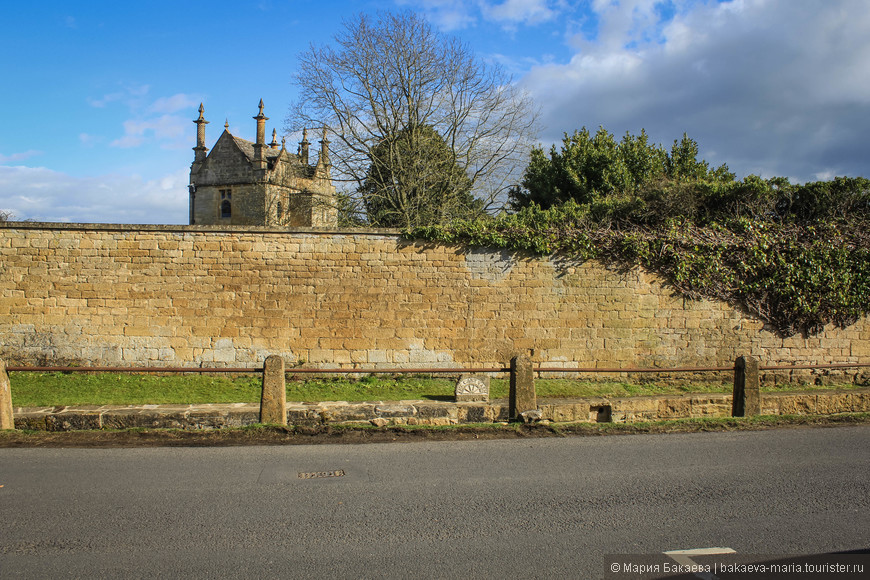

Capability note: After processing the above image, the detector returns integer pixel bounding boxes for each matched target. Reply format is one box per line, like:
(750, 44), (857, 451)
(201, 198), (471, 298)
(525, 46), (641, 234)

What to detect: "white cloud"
(577, 0), (667, 50)
(397, 0), (565, 30)
(78, 133), (102, 147)
(90, 89), (200, 150)
(481, 0), (559, 26)
(109, 135), (146, 149)
(110, 114), (188, 149)
(148, 94), (200, 115)
(87, 84), (150, 109)
(522, 0), (870, 182)
(0, 166), (189, 224)
(0, 150), (42, 164)
(396, 0), (478, 30)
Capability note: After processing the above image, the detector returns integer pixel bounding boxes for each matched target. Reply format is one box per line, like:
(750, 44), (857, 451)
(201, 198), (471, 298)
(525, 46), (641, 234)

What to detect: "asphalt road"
(1, 426), (868, 579)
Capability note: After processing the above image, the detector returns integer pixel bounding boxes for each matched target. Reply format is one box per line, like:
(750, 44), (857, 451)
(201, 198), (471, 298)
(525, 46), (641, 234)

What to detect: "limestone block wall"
(1, 223), (869, 377)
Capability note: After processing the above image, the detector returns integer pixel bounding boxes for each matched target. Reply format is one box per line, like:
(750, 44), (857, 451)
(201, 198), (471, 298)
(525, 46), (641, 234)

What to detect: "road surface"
(1, 426), (868, 578)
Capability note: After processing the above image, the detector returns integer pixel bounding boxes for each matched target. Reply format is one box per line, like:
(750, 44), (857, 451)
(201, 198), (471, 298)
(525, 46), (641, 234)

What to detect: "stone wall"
(1, 223), (869, 380)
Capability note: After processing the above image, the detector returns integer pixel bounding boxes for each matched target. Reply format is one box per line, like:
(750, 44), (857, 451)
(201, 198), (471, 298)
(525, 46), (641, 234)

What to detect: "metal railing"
(3, 357), (868, 429)
(7, 361), (870, 375)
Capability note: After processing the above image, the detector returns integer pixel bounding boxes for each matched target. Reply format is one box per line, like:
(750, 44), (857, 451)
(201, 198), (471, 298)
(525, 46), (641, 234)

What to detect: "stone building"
(189, 100), (336, 227)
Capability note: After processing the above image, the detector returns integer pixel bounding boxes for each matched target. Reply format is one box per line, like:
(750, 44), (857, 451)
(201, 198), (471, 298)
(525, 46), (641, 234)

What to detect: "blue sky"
(2, 0), (868, 224)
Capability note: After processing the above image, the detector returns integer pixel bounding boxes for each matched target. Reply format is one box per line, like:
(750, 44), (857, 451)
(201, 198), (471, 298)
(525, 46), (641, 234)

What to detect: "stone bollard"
(1, 359), (14, 430)
(732, 355), (760, 417)
(260, 355), (287, 425)
(509, 353), (535, 421)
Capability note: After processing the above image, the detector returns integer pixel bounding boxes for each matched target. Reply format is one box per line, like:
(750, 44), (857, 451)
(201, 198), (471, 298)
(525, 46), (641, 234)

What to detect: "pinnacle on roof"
(254, 98), (267, 120)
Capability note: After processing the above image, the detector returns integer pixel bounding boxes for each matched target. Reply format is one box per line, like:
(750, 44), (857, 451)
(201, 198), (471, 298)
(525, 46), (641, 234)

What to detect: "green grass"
(9, 372), (264, 406)
(7, 371), (867, 407)
(286, 375), (457, 402)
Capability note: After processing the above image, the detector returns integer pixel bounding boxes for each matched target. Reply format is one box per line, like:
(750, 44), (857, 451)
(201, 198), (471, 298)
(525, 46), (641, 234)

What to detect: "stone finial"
(253, 99), (269, 166)
(270, 128), (279, 149)
(224, 119), (229, 131)
(281, 136), (286, 151)
(318, 126), (330, 167)
(299, 128), (310, 165)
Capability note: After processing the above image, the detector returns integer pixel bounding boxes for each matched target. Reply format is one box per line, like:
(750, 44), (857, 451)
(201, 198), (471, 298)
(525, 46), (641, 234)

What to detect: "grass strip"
(7, 372), (867, 407)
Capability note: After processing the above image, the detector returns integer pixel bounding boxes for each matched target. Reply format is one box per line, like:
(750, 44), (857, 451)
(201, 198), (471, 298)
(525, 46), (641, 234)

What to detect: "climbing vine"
(407, 178), (870, 337)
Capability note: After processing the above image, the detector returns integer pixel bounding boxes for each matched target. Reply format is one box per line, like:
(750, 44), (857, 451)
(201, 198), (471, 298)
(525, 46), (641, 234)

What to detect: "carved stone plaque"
(455, 374), (490, 402)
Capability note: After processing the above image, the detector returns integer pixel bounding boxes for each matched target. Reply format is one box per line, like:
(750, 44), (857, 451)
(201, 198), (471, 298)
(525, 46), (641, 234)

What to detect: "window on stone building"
(277, 201), (283, 221)
(220, 189), (232, 219)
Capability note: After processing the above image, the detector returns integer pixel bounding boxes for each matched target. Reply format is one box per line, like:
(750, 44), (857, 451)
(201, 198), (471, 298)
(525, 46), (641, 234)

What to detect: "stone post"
(260, 355), (287, 425)
(1, 360), (14, 430)
(509, 354), (535, 421)
(732, 355), (760, 417)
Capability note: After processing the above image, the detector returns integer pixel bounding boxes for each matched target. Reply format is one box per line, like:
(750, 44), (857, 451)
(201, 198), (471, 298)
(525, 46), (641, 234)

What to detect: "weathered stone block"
(374, 404), (417, 418)
(45, 412), (102, 431)
(320, 404), (377, 423)
(286, 407), (322, 426)
(457, 405), (488, 423)
(415, 403), (453, 420)
(455, 374), (489, 402)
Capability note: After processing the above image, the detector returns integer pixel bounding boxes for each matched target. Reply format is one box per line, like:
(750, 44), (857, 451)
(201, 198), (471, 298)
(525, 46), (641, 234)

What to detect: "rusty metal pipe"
(5, 365), (509, 374)
(6, 362), (868, 375)
(535, 366), (734, 373)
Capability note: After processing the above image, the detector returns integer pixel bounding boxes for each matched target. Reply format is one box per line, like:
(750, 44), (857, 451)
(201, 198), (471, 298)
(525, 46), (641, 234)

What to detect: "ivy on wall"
(407, 176), (870, 338)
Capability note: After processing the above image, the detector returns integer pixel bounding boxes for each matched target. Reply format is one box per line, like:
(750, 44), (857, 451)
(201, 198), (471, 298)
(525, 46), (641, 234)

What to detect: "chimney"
(253, 99), (268, 170)
(299, 128), (310, 165)
(192, 103), (209, 163)
(318, 126), (330, 168)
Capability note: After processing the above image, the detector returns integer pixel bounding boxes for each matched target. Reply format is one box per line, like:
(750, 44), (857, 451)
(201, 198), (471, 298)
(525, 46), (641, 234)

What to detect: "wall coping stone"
(0, 221), (402, 237)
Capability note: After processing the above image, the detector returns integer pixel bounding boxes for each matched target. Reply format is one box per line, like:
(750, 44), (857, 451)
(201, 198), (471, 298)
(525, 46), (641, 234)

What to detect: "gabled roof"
(230, 134), (284, 163)
(200, 129), (314, 177)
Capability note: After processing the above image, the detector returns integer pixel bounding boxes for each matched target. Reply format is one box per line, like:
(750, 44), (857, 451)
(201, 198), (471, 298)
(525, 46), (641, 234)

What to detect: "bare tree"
(287, 10), (539, 226)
